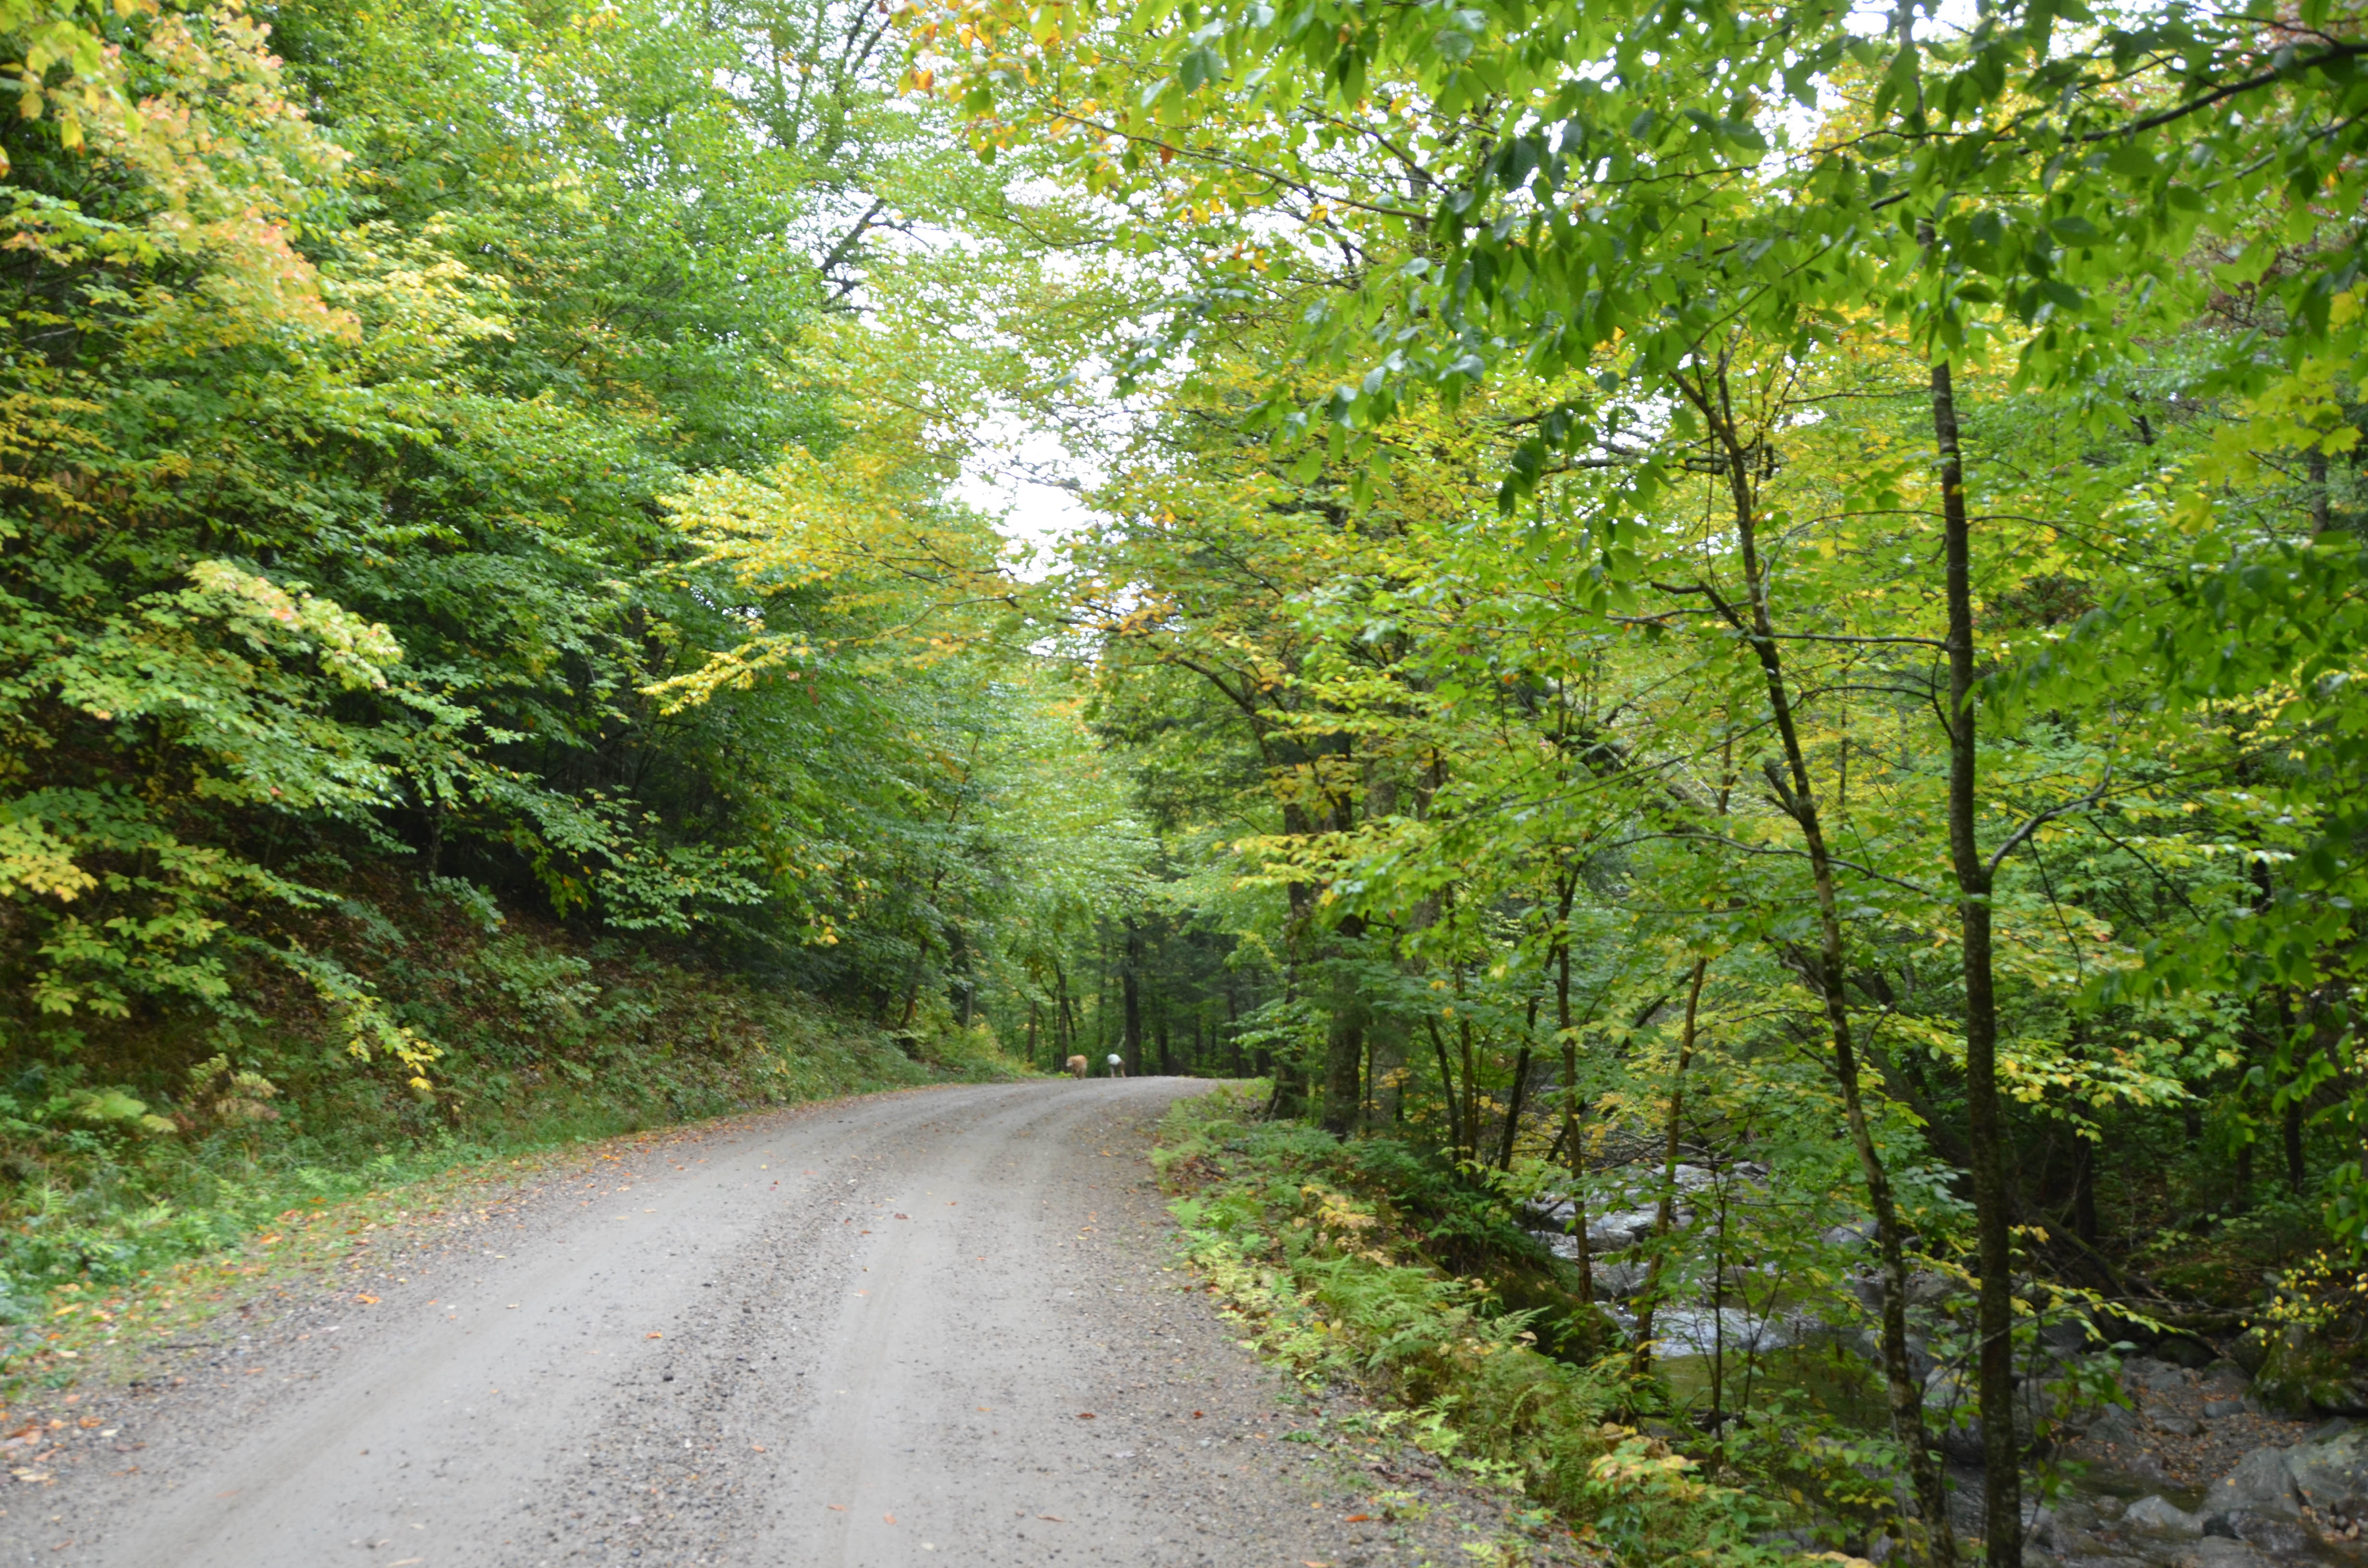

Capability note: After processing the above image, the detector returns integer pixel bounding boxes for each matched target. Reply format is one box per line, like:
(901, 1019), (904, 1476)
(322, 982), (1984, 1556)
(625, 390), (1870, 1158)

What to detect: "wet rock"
(1588, 1258), (1649, 1299)
(1843, 1267), (1961, 1313)
(2085, 1407), (2147, 1449)
(1907, 1270), (1958, 1308)
(2202, 1362), (2252, 1396)
(2201, 1446), (2301, 1519)
(2164, 1538), (2279, 1568)
(2122, 1496), (2205, 1537)
(2053, 1498), (2105, 1533)
(2285, 1420), (2368, 1515)
(1589, 1205), (1669, 1251)
(2202, 1399), (2246, 1420)
(1823, 1217), (1876, 1249)
(2201, 1509), (2317, 1558)
(2039, 1320), (2093, 1358)
(2152, 1414), (2204, 1438)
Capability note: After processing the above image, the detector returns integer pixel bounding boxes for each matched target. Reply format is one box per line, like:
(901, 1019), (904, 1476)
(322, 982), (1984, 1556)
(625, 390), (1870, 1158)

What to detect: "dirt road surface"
(0, 1079), (1542, 1568)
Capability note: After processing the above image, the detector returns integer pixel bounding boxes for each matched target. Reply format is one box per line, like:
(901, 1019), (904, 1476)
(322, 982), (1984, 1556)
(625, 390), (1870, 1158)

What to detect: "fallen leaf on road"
(826, 1505), (846, 1512)
(751, 1445), (765, 1453)
(884, 1513), (897, 1525)
(976, 1407), (990, 1412)
(1038, 1514), (1064, 1523)
(645, 1332), (663, 1339)
(1075, 1412), (1096, 1420)
(356, 1294), (380, 1305)
(1345, 1514), (1372, 1522)
(1192, 1410), (1204, 1418)
(75, 1418), (99, 1430)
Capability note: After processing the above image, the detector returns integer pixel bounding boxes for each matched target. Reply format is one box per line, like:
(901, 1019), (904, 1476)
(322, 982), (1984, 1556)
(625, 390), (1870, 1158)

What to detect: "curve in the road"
(7, 1080), (1522, 1568)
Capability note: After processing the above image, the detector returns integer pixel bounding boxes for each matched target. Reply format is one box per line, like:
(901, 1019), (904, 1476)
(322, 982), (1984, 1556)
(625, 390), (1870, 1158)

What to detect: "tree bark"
(1427, 1016), (1464, 1163)
(1121, 921), (1144, 1075)
(1934, 357), (2019, 1568)
(1495, 1033), (1533, 1170)
(1557, 933), (1595, 1306)
(1321, 916), (1368, 1136)
(1632, 957), (1709, 1372)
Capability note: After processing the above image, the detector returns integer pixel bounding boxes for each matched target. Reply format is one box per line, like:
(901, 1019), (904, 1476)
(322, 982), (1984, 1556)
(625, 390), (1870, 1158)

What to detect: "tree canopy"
(2, 0), (2366, 1561)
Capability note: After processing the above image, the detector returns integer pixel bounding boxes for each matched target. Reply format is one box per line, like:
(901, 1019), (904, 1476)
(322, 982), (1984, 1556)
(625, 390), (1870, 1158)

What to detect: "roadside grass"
(1, 1074), (1005, 1405)
(1151, 1084), (1816, 1568)
(0, 911), (1034, 1396)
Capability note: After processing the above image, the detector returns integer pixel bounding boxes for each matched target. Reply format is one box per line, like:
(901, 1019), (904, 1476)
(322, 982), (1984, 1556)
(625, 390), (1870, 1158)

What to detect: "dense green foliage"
(0, 0), (1144, 1302)
(5, 0), (2368, 1560)
(915, 0), (2368, 1562)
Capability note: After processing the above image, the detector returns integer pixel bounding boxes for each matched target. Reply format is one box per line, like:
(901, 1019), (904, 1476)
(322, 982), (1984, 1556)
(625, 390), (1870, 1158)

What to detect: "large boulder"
(2284, 1420), (2368, 1517)
(2202, 1446), (2301, 1520)
(2122, 1496), (2204, 1537)
(2253, 1318), (2368, 1418)
(2166, 1539), (2279, 1568)
(2202, 1509), (2318, 1559)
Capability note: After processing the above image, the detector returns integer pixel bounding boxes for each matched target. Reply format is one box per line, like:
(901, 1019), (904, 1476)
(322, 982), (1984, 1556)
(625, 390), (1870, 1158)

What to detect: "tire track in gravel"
(0, 1080), (1553, 1568)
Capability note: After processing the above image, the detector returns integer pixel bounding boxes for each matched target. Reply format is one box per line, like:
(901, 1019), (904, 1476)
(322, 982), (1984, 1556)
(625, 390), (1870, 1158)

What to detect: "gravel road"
(1, 1079), (1545, 1568)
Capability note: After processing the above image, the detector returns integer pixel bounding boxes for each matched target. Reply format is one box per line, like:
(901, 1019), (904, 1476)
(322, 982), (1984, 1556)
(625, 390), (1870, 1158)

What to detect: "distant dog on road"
(1106, 1054), (1127, 1078)
(1066, 1054), (1087, 1079)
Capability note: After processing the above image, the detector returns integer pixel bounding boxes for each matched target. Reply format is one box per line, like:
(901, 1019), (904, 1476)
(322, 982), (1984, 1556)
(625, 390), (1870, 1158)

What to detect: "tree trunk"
(1557, 934), (1595, 1306)
(1321, 916), (1367, 1136)
(1121, 921), (1144, 1076)
(1632, 958), (1708, 1372)
(1934, 357), (2019, 1568)
(1427, 1016), (1464, 1163)
(1458, 1016), (1480, 1164)
(2071, 1131), (2098, 1247)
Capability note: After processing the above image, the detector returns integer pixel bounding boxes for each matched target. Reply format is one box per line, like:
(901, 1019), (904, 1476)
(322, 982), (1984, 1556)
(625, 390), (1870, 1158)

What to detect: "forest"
(0, 0), (2362, 1561)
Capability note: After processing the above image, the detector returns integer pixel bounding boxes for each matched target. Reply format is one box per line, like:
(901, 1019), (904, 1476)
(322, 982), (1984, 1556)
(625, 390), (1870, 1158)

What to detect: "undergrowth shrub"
(1155, 1085), (1800, 1567)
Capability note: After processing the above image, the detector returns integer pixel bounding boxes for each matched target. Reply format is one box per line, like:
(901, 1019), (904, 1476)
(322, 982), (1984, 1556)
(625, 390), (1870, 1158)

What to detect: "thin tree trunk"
(1121, 920), (1144, 1076)
(1496, 1033), (1533, 1171)
(2071, 1132), (2098, 1247)
(1557, 933), (1594, 1306)
(1632, 958), (1708, 1372)
(1458, 1016), (1480, 1164)
(1427, 1016), (1464, 1163)
(1321, 917), (1367, 1135)
(1934, 357), (2019, 1568)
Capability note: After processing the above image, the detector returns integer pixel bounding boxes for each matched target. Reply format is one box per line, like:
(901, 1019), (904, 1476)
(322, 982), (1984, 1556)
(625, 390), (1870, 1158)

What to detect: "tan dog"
(1066, 1054), (1087, 1079)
